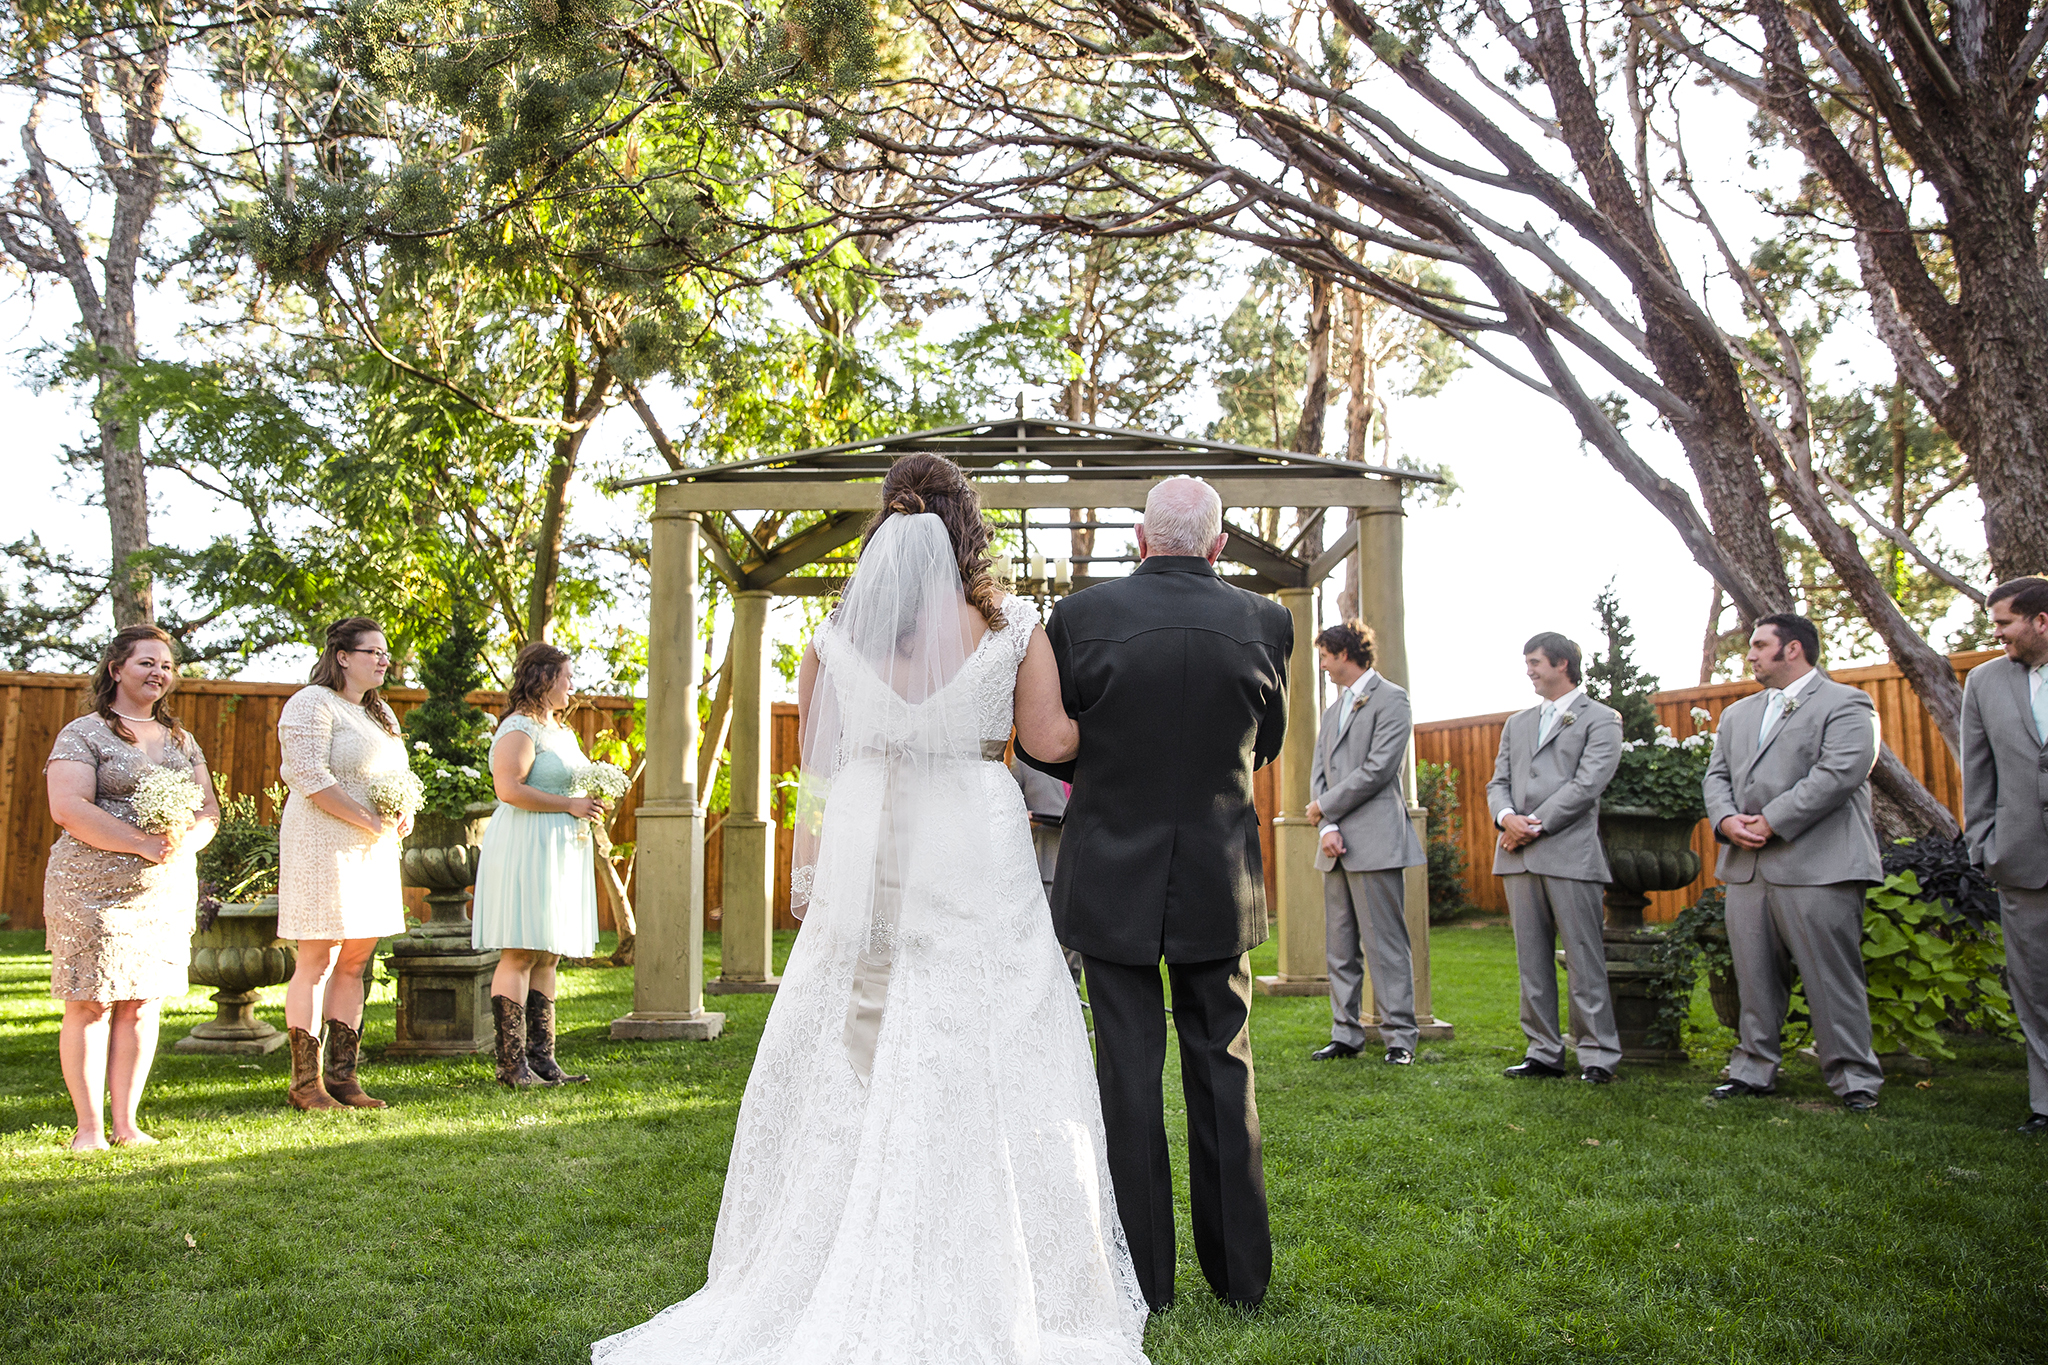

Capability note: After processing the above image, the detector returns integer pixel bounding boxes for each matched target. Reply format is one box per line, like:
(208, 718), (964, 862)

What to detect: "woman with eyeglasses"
(275, 616), (412, 1111)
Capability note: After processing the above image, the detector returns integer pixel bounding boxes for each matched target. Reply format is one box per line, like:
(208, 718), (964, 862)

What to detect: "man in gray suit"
(1304, 619), (1424, 1064)
(1960, 575), (2048, 1136)
(1703, 612), (1885, 1111)
(1486, 632), (1626, 1083)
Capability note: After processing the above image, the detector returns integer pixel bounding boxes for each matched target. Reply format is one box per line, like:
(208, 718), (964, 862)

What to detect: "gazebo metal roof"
(621, 418), (1437, 597)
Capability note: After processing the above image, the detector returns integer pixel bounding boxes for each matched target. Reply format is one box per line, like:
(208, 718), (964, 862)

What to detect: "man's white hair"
(1140, 476), (1223, 557)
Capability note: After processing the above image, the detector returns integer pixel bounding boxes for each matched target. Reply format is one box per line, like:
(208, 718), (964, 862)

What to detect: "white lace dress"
(593, 596), (1149, 1365)
(275, 685), (408, 941)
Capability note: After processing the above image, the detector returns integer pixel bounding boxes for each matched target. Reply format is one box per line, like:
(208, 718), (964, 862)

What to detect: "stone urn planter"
(1595, 805), (1705, 1063)
(387, 801), (501, 1057)
(178, 896), (294, 1054)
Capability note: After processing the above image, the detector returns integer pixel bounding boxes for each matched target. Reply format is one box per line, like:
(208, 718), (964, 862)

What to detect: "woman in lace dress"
(44, 626), (220, 1151)
(472, 641), (604, 1088)
(592, 455), (1148, 1365)
(276, 617), (412, 1111)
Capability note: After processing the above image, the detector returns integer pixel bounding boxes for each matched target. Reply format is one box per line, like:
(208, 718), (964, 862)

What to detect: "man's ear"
(1205, 531), (1226, 565)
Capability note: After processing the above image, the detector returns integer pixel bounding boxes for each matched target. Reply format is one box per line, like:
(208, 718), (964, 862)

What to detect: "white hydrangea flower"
(1655, 734), (1680, 748)
(414, 741), (432, 752)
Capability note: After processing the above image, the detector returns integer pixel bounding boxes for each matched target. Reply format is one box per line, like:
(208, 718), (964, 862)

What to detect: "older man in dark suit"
(1703, 612), (1884, 1111)
(1018, 475), (1290, 1313)
(1961, 576), (2048, 1136)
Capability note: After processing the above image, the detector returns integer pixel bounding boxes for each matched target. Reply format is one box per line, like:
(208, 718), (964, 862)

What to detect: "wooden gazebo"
(606, 419), (1446, 1042)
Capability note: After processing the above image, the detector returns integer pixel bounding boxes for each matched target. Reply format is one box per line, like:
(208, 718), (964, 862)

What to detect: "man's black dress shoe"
(2019, 1113), (2048, 1135)
(1843, 1091), (1879, 1113)
(1708, 1079), (1774, 1100)
(1580, 1065), (1616, 1085)
(1503, 1058), (1568, 1079)
(1310, 1041), (1362, 1061)
(1384, 1047), (1414, 1065)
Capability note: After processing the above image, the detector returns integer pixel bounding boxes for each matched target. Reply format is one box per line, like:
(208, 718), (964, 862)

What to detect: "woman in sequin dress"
(472, 641), (604, 1088)
(44, 625), (220, 1151)
(275, 617), (412, 1111)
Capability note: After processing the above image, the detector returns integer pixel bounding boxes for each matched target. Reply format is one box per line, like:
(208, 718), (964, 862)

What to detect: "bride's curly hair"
(860, 453), (1007, 629)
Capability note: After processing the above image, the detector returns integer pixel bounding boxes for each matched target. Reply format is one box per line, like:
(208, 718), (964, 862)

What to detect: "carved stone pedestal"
(178, 897), (294, 1054)
(1592, 806), (1705, 1063)
(386, 804), (501, 1058)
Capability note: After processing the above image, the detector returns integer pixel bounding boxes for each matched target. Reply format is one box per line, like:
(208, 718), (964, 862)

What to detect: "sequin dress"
(469, 714), (598, 956)
(276, 686), (408, 941)
(42, 715), (207, 1003)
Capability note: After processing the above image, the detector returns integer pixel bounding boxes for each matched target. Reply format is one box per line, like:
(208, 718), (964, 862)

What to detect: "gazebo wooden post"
(1257, 584), (1329, 995)
(612, 505), (725, 1041)
(1356, 494), (1452, 1039)
(709, 587), (779, 995)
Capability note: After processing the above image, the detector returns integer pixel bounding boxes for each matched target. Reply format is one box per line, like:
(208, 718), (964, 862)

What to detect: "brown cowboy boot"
(287, 1026), (343, 1110)
(525, 991), (589, 1085)
(493, 995), (543, 1088)
(322, 1018), (388, 1108)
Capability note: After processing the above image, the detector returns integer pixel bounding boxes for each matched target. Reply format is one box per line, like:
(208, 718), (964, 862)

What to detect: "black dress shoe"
(1384, 1047), (1414, 1065)
(1843, 1091), (1879, 1113)
(1310, 1041), (1362, 1061)
(2020, 1113), (2048, 1135)
(1708, 1079), (1774, 1100)
(1580, 1065), (1616, 1085)
(1503, 1058), (1568, 1079)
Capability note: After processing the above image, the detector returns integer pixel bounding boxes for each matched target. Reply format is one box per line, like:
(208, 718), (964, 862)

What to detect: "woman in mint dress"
(472, 642), (607, 1088)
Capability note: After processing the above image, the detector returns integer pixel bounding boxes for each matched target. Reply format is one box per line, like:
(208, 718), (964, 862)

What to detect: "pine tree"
(1586, 582), (1661, 744)
(402, 601), (492, 763)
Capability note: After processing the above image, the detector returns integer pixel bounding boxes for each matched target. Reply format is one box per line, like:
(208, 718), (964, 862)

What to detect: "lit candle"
(1030, 553), (1046, 583)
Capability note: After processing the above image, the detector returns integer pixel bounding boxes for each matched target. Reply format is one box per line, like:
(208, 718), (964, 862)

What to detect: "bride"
(593, 454), (1149, 1365)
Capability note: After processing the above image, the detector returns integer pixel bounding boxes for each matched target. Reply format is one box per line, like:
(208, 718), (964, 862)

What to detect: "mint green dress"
(470, 714), (599, 955)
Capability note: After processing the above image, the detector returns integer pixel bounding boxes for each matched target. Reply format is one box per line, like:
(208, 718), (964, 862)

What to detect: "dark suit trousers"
(1083, 954), (1272, 1311)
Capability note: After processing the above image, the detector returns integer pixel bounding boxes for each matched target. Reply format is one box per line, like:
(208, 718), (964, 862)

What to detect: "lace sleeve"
(1002, 595), (1040, 661)
(494, 713), (542, 743)
(278, 688), (338, 797)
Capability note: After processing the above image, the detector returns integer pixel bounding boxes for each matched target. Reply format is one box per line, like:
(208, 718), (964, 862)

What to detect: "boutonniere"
(1558, 711), (1577, 728)
(1782, 697), (1804, 718)
(1349, 693), (1368, 714)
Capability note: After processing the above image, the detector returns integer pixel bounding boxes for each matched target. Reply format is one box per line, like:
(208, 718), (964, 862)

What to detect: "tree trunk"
(1291, 265), (1333, 560)
(524, 355), (611, 642)
(1950, 205), (2048, 578)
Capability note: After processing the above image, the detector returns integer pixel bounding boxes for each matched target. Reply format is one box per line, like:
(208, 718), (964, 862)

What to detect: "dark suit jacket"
(1017, 556), (1292, 965)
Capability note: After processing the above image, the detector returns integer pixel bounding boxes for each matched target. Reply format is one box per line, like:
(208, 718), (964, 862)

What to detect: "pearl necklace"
(109, 709), (161, 725)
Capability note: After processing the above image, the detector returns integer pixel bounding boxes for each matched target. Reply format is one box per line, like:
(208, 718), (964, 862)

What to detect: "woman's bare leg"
(490, 949), (538, 1000)
(285, 940), (342, 1033)
(59, 1000), (112, 1150)
(107, 999), (162, 1145)
(322, 939), (378, 1027)
(526, 953), (559, 999)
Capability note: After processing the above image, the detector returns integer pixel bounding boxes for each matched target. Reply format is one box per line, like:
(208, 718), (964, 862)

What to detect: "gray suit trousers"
(1997, 884), (2048, 1116)
(1323, 868), (1416, 1051)
(1725, 879), (1884, 1098)
(1502, 873), (1621, 1071)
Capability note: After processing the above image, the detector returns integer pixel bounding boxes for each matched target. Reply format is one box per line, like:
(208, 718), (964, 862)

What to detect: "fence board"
(1415, 651), (2000, 923)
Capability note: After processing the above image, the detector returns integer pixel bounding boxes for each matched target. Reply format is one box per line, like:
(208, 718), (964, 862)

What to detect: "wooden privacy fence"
(1414, 650), (2000, 922)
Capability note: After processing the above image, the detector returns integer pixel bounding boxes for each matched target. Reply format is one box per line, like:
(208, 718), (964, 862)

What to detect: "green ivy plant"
(195, 778), (287, 923)
(1416, 759), (1470, 922)
(1648, 887), (1730, 1049)
(1862, 870), (2016, 1058)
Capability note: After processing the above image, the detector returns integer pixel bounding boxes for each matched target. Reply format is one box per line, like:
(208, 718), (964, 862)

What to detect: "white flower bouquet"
(367, 769), (426, 819)
(131, 766), (204, 834)
(569, 761), (631, 844)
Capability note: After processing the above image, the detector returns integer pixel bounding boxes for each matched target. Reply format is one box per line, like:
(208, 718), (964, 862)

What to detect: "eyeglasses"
(348, 648), (393, 663)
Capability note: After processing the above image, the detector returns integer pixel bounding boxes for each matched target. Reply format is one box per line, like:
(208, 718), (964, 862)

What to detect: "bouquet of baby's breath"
(569, 761), (630, 845)
(131, 766), (204, 834)
(367, 769), (425, 820)
(570, 761), (632, 804)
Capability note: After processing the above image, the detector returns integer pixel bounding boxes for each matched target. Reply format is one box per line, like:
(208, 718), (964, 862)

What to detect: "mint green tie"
(1758, 689), (1786, 745)
(2032, 665), (2047, 744)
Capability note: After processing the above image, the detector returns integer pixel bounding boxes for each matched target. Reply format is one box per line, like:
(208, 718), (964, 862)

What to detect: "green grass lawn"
(1, 920), (2040, 1363)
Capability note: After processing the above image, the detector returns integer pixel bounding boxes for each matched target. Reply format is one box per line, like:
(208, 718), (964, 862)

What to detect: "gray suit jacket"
(1485, 693), (1623, 881)
(1311, 672), (1424, 873)
(1702, 673), (1882, 886)
(1960, 655), (2048, 891)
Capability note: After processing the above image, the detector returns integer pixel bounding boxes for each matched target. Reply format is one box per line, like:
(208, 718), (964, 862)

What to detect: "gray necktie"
(2032, 665), (2047, 744)
(1538, 700), (1558, 743)
(1758, 688), (1787, 744)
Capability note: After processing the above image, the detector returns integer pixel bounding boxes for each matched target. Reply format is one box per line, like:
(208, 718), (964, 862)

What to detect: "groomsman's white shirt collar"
(1320, 669), (1381, 833)
(1758, 666), (1822, 744)
(1496, 685), (1584, 824)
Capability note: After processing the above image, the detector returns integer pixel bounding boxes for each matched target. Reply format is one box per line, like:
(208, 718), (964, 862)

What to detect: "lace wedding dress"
(594, 514), (1148, 1365)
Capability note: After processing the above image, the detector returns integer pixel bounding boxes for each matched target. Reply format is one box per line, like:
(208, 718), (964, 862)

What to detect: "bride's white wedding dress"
(593, 517), (1148, 1365)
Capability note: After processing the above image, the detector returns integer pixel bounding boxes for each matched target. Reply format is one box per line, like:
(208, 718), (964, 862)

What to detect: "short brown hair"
(88, 625), (189, 746)
(505, 641), (571, 719)
(1988, 576), (2048, 618)
(1523, 632), (1583, 685)
(1755, 612), (1821, 666)
(1315, 619), (1375, 668)
(307, 616), (398, 734)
